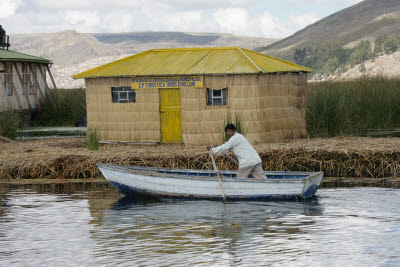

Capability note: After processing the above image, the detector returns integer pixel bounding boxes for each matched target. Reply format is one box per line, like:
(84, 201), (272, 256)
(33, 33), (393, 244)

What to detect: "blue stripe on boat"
(110, 181), (303, 201)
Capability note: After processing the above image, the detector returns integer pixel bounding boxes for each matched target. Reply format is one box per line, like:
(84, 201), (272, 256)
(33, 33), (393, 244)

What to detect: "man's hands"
(207, 145), (218, 151)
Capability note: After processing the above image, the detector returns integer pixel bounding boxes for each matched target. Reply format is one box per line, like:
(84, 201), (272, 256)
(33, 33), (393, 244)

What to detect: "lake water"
(17, 127), (86, 140)
(0, 183), (399, 266)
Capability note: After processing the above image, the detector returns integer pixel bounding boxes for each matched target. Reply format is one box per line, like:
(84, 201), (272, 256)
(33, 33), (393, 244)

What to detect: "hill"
(256, 0), (400, 61)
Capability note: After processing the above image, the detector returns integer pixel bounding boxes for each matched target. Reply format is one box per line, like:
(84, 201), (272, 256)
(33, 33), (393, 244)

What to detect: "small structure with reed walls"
(73, 47), (312, 145)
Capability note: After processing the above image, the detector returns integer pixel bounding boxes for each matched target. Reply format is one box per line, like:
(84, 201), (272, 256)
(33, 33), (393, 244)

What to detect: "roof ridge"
(236, 47), (262, 73)
(151, 47), (235, 52)
(241, 48), (312, 72)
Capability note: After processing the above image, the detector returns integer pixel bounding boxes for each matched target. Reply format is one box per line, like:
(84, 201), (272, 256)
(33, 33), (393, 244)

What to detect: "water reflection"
(0, 184), (399, 266)
(88, 194), (324, 266)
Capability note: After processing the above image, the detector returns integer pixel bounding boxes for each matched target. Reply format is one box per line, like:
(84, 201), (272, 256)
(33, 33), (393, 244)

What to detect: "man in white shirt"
(207, 124), (266, 179)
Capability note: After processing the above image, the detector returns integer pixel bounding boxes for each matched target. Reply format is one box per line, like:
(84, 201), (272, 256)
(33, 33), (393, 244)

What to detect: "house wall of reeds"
(85, 73), (308, 145)
(0, 62), (47, 111)
(85, 77), (161, 142)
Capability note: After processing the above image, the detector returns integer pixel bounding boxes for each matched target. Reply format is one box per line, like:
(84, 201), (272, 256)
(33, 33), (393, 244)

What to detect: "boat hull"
(97, 164), (323, 200)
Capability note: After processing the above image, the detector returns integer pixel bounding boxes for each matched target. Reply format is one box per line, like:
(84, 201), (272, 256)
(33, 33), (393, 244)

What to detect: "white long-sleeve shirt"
(210, 133), (261, 169)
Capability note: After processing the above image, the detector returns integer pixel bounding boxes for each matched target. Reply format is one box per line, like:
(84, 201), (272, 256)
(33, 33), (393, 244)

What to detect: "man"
(207, 124), (266, 179)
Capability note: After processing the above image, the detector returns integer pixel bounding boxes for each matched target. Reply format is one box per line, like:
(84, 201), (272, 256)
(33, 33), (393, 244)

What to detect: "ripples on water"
(0, 183), (399, 266)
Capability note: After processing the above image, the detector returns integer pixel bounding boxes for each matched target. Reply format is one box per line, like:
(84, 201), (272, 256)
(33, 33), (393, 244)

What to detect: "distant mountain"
(10, 30), (276, 66)
(256, 0), (400, 61)
(9, 30), (277, 88)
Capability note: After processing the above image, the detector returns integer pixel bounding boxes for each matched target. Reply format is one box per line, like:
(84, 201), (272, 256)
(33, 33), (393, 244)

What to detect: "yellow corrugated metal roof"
(72, 47), (312, 79)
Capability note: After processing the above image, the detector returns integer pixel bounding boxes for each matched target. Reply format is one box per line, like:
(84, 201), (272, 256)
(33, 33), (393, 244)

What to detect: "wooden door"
(160, 88), (182, 143)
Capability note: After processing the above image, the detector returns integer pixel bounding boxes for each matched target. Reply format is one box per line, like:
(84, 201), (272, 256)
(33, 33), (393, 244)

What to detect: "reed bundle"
(0, 137), (399, 180)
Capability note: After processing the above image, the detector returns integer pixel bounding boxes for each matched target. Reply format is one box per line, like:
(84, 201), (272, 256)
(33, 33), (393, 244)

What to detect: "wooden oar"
(222, 151), (239, 166)
(208, 150), (227, 203)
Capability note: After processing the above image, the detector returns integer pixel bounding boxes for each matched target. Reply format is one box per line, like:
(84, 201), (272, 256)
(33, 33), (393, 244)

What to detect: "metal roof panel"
(0, 49), (52, 64)
(72, 47), (311, 79)
(242, 48), (312, 73)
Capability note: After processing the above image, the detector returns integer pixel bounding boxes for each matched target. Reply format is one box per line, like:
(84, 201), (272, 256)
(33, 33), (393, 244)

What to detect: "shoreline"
(0, 177), (399, 188)
(0, 137), (399, 184)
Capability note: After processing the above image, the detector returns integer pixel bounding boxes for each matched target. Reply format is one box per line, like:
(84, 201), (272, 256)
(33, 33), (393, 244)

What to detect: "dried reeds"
(0, 137), (399, 180)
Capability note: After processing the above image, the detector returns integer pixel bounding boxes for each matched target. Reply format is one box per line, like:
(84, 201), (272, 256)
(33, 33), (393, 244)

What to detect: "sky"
(1, 0), (363, 38)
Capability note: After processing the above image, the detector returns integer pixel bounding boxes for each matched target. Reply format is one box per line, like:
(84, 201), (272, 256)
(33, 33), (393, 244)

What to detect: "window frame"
(111, 86), (136, 103)
(207, 87), (227, 106)
(22, 65), (37, 95)
(4, 63), (13, 96)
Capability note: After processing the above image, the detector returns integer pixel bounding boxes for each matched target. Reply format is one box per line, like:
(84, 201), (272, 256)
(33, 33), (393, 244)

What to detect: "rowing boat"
(97, 163), (323, 200)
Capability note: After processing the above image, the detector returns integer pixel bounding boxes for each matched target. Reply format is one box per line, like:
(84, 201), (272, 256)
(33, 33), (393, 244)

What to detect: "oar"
(208, 151), (227, 203)
(222, 151), (239, 166)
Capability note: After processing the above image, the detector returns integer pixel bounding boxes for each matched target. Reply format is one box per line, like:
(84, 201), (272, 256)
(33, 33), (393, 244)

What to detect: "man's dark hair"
(225, 123), (236, 131)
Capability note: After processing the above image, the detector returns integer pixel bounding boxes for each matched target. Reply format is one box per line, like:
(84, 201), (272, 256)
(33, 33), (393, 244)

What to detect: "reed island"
(0, 136), (399, 188)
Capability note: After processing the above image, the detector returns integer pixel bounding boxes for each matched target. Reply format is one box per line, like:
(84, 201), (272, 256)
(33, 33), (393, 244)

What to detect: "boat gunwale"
(97, 163), (323, 183)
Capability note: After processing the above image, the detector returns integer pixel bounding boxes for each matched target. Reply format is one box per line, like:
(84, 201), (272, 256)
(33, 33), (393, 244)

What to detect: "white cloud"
(0, 0), (22, 18)
(313, 0), (363, 5)
(212, 9), (316, 38)
(289, 13), (319, 29)
(31, 0), (142, 9)
(30, 0), (258, 10)
(1, 0), (366, 38)
(341, 0), (363, 4)
(214, 8), (252, 35)
(259, 12), (290, 38)
(64, 10), (101, 32)
(102, 10), (136, 33)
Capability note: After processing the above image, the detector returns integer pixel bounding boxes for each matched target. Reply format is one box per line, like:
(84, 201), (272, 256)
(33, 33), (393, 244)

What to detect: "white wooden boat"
(97, 163), (323, 200)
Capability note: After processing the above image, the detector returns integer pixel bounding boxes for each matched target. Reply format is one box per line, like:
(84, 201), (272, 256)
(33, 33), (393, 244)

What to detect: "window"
(111, 86), (136, 103)
(22, 65), (37, 95)
(4, 64), (13, 96)
(207, 87), (227, 106)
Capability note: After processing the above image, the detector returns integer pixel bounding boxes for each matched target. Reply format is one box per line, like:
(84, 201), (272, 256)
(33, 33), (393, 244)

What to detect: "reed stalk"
(307, 76), (400, 137)
(221, 112), (246, 142)
(0, 110), (23, 140)
(86, 128), (100, 150)
(33, 88), (86, 126)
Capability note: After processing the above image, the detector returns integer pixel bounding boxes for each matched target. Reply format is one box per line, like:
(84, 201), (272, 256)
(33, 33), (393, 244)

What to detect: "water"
(366, 128), (400, 137)
(17, 127), (87, 140)
(0, 183), (399, 266)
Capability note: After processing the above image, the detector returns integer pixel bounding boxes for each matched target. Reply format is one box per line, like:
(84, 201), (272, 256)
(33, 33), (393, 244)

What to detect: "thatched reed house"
(73, 47), (311, 145)
(0, 26), (57, 112)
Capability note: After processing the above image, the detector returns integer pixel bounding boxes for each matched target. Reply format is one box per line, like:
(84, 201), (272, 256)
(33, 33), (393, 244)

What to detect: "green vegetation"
(307, 76), (400, 137)
(0, 111), (24, 140)
(222, 112), (245, 142)
(86, 128), (100, 150)
(294, 33), (400, 75)
(32, 89), (86, 126)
